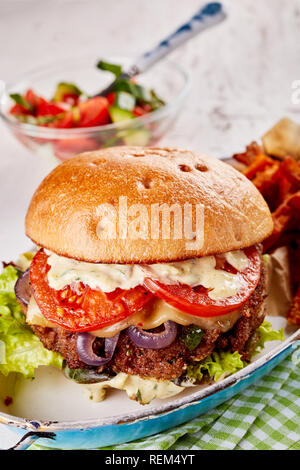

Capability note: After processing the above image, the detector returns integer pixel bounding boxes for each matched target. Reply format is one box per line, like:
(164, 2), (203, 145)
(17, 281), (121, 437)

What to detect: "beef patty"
(31, 265), (266, 380)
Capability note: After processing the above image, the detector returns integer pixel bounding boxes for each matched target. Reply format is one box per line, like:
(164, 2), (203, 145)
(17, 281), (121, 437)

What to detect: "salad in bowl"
(0, 57), (188, 162)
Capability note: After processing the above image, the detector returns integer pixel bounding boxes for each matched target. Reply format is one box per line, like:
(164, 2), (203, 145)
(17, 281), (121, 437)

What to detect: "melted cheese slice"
(46, 250), (249, 301)
(26, 296), (56, 328)
(27, 295), (241, 337)
(90, 298), (241, 337)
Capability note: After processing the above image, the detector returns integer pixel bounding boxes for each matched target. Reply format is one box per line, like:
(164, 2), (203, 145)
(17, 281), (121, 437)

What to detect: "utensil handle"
(4, 431), (56, 450)
(130, 2), (227, 75)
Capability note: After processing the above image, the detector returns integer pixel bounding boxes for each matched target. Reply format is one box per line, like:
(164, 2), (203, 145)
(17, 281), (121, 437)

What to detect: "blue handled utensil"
(96, 2), (227, 96)
(4, 431), (56, 451)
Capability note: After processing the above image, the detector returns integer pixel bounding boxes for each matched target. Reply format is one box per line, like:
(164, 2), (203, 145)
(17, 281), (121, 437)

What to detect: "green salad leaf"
(187, 320), (284, 383)
(9, 93), (33, 111)
(187, 350), (244, 383)
(112, 78), (152, 103)
(97, 60), (123, 77)
(0, 340), (5, 364)
(182, 325), (204, 351)
(64, 366), (110, 384)
(97, 60), (165, 110)
(254, 320), (284, 354)
(149, 89), (165, 109)
(0, 265), (63, 379)
(111, 78), (165, 108)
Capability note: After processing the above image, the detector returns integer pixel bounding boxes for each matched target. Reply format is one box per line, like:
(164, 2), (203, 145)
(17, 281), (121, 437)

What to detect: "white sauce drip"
(224, 251), (249, 272)
(85, 372), (185, 404)
(46, 250), (249, 301)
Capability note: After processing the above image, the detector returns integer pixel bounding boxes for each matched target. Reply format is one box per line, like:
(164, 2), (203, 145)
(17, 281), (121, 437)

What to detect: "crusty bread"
(25, 146), (273, 263)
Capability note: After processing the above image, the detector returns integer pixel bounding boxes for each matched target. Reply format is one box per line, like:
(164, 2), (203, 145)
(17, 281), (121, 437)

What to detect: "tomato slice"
(30, 249), (153, 332)
(77, 97), (110, 127)
(10, 103), (31, 116)
(106, 92), (116, 105)
(50, 110), (74, 129)
(61, 93), (80, 107)
(132, 104), (152, 117)
(37, 99), (65, 117)
(132, 106), (147, 117)
(25, 89), (41, 108)
(143, 246), (262, 317)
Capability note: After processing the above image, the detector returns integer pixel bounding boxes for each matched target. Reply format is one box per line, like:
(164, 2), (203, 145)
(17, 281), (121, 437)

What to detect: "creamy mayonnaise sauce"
(84, 372), (185, 404)
(224, 251), (249, 271)
(46, 249), (249, 301)
(46, 253), (145, 293)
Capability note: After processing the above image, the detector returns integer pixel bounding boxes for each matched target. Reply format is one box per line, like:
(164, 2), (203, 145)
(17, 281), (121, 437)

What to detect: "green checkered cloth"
(32, 349), (300, 451)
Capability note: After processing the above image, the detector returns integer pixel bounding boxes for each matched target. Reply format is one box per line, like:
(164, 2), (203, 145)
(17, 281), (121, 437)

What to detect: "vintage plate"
(0, 315), (299, 450)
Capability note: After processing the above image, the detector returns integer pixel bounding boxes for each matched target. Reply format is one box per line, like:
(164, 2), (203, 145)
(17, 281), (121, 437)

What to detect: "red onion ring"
(128, 321), (177, 349)
(76, 332), (120, 366)
(14, 269), (31, 306)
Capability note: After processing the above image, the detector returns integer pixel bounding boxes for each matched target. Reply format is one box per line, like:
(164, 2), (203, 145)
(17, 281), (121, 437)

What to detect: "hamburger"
(13, 146), (276, 404)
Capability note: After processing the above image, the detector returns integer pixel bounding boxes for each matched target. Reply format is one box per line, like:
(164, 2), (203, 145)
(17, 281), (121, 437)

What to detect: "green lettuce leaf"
(254, 320), (284, 354)
(9, 93), (33, 111)
(97, 60), (123, 76)
(187, 320), (284, 383)
(187, 350), (244, 383)
(181, 325), (204, 351)
(0, 265), (63, 379)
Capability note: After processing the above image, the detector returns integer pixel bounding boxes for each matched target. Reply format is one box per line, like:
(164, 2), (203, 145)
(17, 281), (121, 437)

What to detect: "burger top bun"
(25, 146), (273, 264)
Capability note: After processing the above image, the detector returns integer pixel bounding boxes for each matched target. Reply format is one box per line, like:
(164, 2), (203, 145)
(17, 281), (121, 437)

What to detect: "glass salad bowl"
(0, 56), (189, 163)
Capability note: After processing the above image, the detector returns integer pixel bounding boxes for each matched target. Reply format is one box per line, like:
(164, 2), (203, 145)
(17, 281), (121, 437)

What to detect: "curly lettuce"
(187, 320), (284, 383)
(0, 265), (63, 379)
(187, 350), (244, 383)
(254, 320), (284, 354)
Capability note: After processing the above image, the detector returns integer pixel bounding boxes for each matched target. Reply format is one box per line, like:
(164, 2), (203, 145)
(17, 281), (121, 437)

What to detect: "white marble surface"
(0, 0), (300, 449)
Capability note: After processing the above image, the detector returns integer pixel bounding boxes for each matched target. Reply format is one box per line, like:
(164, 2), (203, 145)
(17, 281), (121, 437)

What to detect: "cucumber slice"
(109, 106), (150, 146)
(109, 106), (134, 123)
(123, 127), (151, 146)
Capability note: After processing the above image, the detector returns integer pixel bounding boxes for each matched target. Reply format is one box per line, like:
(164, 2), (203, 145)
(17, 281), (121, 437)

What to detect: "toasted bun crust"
(25, 147), (273, 263)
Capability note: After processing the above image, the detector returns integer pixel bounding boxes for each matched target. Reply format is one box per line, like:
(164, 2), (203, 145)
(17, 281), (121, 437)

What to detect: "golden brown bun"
(25, 147), (273, 263)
